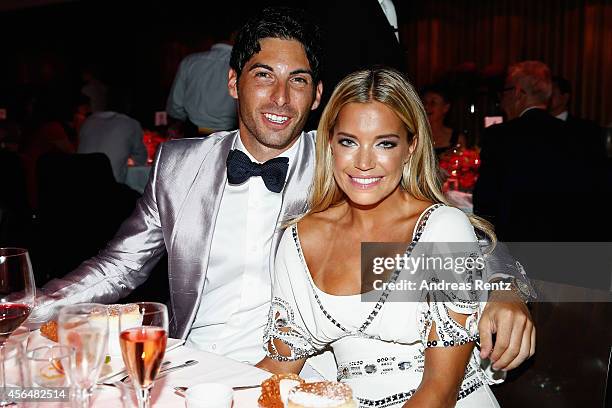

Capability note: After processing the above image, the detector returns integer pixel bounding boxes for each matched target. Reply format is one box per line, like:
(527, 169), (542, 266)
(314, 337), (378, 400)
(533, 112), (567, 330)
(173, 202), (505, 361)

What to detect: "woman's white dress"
(264, 204), (500, 407)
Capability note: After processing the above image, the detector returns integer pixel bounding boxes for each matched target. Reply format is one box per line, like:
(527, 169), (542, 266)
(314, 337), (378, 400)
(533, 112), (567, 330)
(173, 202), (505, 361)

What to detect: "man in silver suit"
(35, 7), (534, 373)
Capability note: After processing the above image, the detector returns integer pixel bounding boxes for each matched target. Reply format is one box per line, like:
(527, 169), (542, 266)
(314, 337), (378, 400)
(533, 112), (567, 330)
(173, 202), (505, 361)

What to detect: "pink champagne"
(0, 303), (31, 342)
(119, 327), (167, 388)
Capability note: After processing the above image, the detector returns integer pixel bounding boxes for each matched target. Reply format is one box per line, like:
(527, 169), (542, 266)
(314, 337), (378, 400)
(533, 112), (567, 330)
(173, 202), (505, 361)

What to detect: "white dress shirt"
(378, 0), (399, 41)
(185, 133), (301, 364)
(555, 111), (569, 121)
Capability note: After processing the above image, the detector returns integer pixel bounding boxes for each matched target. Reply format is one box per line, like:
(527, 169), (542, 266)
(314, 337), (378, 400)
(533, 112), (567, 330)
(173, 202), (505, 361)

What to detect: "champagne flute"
(57, 304), (109, 408)
(0, 248), (36, 406)
(119, 302), (168, 408)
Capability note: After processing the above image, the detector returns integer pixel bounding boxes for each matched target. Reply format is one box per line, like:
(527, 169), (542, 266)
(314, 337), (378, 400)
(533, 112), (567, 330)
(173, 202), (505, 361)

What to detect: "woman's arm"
(256, 336), (306, 374)
(403, 310), (474, 408)
(256, 356), (305, 374)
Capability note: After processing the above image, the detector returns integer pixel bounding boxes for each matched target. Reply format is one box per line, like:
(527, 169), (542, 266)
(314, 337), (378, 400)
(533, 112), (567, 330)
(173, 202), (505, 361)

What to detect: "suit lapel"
(168, 131), (237, 338)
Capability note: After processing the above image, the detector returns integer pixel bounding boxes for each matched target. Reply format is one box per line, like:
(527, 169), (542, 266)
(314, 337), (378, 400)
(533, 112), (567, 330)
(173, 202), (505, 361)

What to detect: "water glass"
(27, 345), (73, 388)
(57, 303), (109, 408)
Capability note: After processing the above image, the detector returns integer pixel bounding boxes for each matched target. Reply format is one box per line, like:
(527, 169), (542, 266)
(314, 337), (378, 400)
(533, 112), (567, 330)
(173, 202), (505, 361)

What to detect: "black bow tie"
(226, 149), (289, 193)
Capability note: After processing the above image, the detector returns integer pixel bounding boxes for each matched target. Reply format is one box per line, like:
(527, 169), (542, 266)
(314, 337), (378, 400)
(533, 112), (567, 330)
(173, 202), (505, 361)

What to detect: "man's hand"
(479, 291), (535, 371)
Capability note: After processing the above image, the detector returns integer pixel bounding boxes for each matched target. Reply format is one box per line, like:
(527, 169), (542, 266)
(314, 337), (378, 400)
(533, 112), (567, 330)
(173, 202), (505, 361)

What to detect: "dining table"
(15, 330), (271, 407)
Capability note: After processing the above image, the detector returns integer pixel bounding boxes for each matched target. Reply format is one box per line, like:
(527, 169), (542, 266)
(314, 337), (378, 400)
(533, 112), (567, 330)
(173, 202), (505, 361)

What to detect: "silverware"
(174, 383), (261, 397)
(99, 360), (171, 384)
(154, 359), (198, 378)
(232, 384), (262, 391)
(110, 360), (199, 387)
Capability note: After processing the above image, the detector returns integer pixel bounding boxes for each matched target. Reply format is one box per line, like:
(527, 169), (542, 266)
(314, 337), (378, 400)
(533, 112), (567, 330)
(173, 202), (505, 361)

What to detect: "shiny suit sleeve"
(33, 144), (168, 321)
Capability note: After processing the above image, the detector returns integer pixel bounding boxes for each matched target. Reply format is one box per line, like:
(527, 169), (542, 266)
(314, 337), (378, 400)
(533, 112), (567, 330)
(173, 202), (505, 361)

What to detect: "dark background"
(1, 1), (610, 407)
(1, 0), (610, 140)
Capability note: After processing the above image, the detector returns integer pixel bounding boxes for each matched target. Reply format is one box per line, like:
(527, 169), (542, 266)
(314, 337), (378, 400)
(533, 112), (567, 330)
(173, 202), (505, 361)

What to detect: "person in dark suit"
(304, 0), (405, 128)
(550, 75), (607, 164)
(314, 0), (403, 89)
(476, 66), (611, 407)
(474, 61), (606, 243)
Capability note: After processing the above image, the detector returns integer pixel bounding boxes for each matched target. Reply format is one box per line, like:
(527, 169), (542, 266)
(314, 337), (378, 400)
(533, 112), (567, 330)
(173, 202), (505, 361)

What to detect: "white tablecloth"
(16, 332), (270, 407)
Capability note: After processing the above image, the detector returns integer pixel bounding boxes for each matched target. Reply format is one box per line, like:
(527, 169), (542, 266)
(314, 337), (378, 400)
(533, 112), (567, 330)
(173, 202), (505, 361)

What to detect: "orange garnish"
(51, 359), (64, 374)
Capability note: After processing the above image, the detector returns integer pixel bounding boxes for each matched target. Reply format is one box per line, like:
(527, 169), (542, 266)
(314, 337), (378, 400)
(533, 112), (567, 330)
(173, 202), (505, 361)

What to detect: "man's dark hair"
(229, 7), (323, 83)
(552, 76), (572, 95)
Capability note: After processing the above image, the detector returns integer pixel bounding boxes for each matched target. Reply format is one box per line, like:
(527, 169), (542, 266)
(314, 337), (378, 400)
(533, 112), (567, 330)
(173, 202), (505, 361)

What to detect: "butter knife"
(174, 384), (261, 397)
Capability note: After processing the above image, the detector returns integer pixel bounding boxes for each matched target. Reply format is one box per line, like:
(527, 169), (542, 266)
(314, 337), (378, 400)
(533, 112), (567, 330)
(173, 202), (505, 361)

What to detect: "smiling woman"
(330, 101), (412, 207)
(257, 68), (501, 407)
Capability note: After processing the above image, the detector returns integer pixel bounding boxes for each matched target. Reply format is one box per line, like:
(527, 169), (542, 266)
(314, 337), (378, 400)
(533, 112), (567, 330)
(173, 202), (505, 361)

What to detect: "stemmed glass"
(57, 304), (109, 408)
(119, 302), (168, 408)
(0, 248), (36, 406)
(0, 340), (29, 406)
(0, 248), (36, 343)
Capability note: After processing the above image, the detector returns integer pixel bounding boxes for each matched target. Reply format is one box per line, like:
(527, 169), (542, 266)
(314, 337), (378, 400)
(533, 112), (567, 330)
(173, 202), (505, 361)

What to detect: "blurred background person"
(20, 93), (87, 207)
(80, 65), (108, 112)
(304, 0), (405, 128)
(474, 61), (606, 242)
(550, 75), (607, 163)
(77, 88), (147, 183)
(166, 25), (237, 137)
(422, 84), (467, 157)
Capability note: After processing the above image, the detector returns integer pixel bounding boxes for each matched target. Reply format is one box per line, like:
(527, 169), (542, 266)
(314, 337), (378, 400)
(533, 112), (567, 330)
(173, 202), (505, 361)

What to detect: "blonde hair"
(301, 67), (496, 244)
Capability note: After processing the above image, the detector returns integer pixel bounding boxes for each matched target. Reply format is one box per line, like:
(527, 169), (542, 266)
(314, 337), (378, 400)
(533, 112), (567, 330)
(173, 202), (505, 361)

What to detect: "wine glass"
(8, 326), (29, 350)
(0, 248), (35, 406)
(0, 248), (35, 344)
(119, 302), (168, 408)
(57, 304), (109, 408)
(0, 340), (29, 406)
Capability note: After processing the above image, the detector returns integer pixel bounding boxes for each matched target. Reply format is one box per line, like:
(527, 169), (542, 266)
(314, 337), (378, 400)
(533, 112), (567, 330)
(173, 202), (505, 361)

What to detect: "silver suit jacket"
(38, 130), (316, 338)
